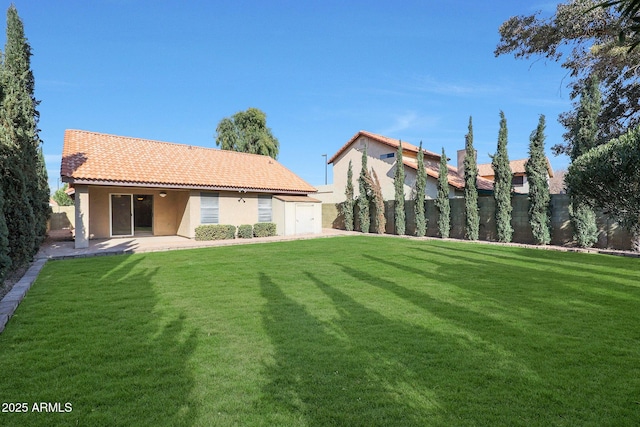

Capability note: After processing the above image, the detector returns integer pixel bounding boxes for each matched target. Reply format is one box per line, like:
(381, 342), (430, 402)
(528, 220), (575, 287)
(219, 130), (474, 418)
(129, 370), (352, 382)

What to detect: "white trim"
(109, 193), (134, 237)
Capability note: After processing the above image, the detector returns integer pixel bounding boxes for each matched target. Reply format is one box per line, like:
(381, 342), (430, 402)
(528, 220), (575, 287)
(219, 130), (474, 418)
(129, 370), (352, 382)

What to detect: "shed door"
(295, 204), (315, 235)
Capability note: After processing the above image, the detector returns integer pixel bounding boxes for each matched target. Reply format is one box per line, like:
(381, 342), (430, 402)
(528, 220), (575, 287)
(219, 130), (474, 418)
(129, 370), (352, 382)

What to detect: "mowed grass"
(0, 236), (639, 426)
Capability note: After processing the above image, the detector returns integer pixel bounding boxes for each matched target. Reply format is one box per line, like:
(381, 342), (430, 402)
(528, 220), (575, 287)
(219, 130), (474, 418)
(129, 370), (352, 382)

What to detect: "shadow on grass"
(339, 245), (640, 423)
(421, 240), (640, 285)
(406, 244), (640, 306)
(257, 270), (554, 425)
(0, 254), (199, 427)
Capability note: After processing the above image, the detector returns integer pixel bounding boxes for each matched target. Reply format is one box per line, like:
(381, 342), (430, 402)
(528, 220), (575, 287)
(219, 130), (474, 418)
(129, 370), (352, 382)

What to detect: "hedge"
(253, 222), (276, 238)
(237, 224), (253, 239)
(195, 224), (236, 241)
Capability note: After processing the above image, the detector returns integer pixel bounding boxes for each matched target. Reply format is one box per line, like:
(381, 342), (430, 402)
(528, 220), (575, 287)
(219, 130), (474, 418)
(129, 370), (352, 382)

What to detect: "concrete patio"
(36, 228), (357, 260)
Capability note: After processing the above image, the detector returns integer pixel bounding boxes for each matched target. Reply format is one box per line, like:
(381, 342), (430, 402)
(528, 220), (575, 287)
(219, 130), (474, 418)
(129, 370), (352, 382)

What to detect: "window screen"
(200, 193), (219, 224)
(258, 195), (272, 222)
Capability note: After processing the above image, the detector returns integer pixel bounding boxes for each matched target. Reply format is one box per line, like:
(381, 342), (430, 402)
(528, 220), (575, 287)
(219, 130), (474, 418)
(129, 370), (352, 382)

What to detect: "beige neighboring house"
(61, 130), (321, 249)
(320, 130), (493, 203)
(477, 158), (554, 194)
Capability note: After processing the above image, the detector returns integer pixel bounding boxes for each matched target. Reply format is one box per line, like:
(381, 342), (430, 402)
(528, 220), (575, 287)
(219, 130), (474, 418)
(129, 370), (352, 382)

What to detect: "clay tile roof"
(328, 130), (440, 164)
(61, 130), (316, 194)
(477, 158), (554, 178)
(403, 158), (494, 191)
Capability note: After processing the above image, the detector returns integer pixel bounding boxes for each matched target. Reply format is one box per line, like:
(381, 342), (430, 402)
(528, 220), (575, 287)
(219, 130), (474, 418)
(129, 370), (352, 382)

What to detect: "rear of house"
(61, 130), (321, 248)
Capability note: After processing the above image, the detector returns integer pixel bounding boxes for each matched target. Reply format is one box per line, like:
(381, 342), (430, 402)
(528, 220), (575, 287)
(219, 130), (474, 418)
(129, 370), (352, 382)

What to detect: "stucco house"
(477, 158), (554, 194)
(61, 130), (321, 248)
(318, 130), (493, 203)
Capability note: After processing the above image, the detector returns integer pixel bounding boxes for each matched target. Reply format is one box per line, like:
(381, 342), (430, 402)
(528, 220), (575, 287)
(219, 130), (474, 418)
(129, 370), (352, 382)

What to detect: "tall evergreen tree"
(464, 117), (479, 240)
(414, 141), (427, 237)
(436, 147), (450, 238)
(525, 115), (552, 245)
(394, 141), (405, 235)
(0, 186), (11, 281)
(0, 4), (47, 263)
(357, 146), (370, 233)
(342, 160), (355, 231)
(569, 76), (600, 247)
(491, 111), (513, 243)
(364, 169), (386, 234)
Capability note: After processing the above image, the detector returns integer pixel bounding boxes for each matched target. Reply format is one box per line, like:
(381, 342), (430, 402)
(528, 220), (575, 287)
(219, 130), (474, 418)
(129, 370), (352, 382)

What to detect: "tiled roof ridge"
(65, 129), (277, 160)
(328, 130), (440, 164)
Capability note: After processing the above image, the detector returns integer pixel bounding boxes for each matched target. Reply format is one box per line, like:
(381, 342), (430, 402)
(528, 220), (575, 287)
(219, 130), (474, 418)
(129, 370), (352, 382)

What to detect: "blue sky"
(5, 1), (571, 190)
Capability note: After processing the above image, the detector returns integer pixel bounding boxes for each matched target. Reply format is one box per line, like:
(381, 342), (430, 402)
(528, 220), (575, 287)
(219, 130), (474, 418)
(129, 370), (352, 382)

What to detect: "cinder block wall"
(49, 206), (75, 230)
(325, 194), (633, 250)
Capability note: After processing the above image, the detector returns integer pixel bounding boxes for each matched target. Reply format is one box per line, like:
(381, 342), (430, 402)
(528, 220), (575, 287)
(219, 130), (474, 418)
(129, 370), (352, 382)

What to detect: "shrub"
(570, 199), (598, 248)
(254, 222), (276, 237)
(195, 224), (236, 241)
(237, 224), (253, 239)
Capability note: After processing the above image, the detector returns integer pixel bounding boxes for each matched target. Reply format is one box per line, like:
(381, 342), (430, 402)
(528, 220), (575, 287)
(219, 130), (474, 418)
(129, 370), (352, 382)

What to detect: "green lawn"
(0, 236), (639, 426)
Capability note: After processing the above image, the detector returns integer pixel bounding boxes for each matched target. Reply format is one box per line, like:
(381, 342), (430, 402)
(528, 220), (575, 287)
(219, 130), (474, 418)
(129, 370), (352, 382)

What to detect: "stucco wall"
(86, 186), (190, 239)
(81, 186), (320, 240)
(219, 193), (260, 225)
(49, 206), (75, 230)
(332, 136), (457, 203)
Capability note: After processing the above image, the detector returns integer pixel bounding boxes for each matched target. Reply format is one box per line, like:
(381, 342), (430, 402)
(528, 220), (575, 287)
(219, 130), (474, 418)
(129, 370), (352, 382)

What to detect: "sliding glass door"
(111, 194), (133, 236)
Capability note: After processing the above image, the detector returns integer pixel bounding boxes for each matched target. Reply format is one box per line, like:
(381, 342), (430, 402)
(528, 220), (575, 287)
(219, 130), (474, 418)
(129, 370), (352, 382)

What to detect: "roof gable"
(403, 158), (494, 191)
(61, 130), (316, 194)
(328, 130), (440, 164)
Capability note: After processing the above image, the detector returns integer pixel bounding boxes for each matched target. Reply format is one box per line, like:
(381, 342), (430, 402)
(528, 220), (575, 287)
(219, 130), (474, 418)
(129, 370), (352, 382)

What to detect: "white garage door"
(295, 204), (315, 235)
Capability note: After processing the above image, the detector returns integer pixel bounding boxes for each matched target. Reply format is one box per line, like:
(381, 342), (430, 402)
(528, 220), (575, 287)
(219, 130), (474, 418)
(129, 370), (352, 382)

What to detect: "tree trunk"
(631, 222), (640, 252)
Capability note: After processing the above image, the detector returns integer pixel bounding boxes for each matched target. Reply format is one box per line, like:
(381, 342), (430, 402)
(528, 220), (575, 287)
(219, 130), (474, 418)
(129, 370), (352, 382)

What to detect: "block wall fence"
(322, 194), (633, 251)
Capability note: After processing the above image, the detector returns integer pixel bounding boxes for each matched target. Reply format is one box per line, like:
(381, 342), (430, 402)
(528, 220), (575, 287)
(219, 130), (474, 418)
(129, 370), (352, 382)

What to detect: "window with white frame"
(258, 195), (272, 222)
(200, 192), (219, 224)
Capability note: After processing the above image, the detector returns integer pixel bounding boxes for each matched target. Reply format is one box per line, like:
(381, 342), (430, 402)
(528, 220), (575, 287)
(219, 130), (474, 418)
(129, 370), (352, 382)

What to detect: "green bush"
(254, 222), (276, 237)
(238, 224), (253, 239)
(195, 224), (236, 241)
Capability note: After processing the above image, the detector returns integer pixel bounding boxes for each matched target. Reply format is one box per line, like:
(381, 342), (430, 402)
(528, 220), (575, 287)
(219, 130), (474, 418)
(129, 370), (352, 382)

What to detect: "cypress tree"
(364, 169), (386, 234)
(394, 141), (405, 235)
(342, 160), (355, 231)
(464, 117), (479, 240)
(525, 115), (551, 245)
(0, 5), (47, 263)
(569, 76), (600, 247)
(414, 141), (427, 237)
(436, 147), (450, 238)
(491, 111), (513, 243)
(0, 155), (34, 266)
(0, 186), (11, 281)
(357, 146), (370, 233)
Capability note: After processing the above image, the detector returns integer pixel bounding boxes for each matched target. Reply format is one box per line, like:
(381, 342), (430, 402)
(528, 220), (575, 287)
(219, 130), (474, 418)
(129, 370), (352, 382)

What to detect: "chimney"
(457, 149), (466, 176)
(457, 149), (477, 176)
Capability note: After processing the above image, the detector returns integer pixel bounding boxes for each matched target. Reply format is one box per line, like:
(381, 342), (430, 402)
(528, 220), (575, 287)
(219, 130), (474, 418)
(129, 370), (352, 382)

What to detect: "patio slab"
(35, 228), (358, 260)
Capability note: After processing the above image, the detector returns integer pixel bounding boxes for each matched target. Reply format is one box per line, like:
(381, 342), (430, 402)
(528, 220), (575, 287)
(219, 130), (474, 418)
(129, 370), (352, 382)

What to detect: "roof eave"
(62, 177), (315, 195)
